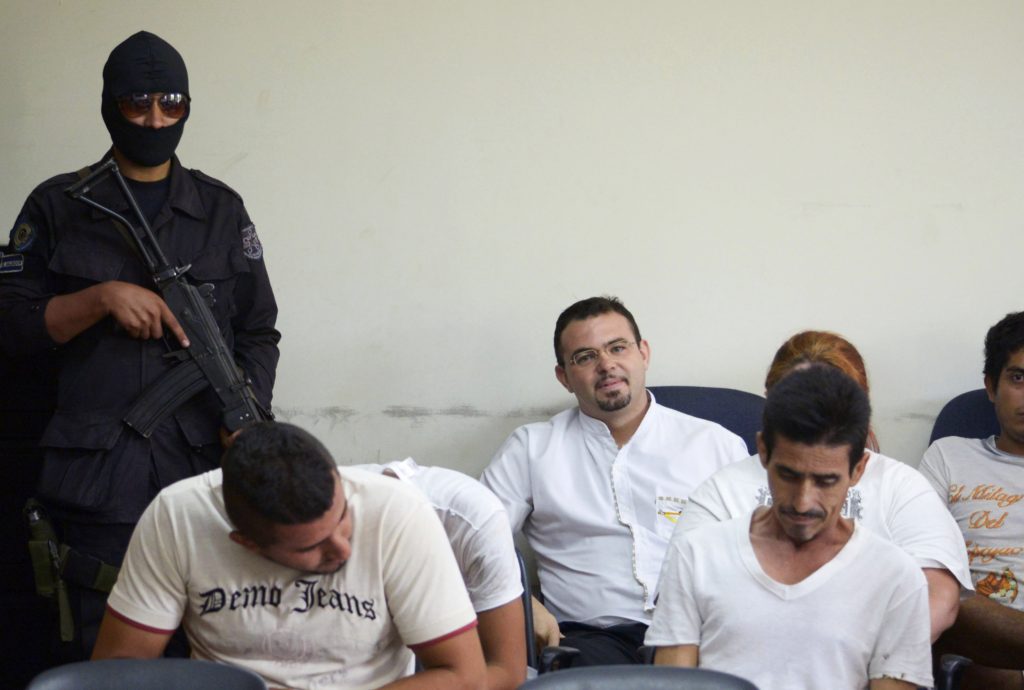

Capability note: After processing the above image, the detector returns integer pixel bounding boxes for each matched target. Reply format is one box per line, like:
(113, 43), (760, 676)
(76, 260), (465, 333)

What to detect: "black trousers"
(560, 621), (649, 667)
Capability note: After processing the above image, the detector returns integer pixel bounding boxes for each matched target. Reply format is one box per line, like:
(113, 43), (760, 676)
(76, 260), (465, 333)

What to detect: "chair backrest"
(648, 386), (765, 455)
(27, 659), (268, 690)
(929, 389), (1000, 445)
(517, 547), (539, 670)
(517, 665), (759, 689)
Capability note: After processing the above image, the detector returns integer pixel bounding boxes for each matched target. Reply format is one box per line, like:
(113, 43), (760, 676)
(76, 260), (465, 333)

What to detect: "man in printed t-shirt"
(921, 311), (1024, 690)
(92, 423), (485, 690)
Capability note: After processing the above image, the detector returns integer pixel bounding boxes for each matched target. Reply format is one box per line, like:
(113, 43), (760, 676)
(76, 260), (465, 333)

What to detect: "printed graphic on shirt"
(949, 483), (1023, 509)
(965, 541), (1024, 564)
(240, 224), (263, 260)
(197, 578), (377, 621)
(752, 485), (865, 520)
(946, 481), (1024, 609)
(975, 567), (1019, 604)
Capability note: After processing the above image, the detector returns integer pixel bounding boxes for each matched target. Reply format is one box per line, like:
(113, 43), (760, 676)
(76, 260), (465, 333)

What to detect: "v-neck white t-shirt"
(646, 515), (933, 690)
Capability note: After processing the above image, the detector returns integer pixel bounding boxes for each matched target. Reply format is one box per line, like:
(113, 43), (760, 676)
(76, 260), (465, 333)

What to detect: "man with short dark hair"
(0, 31), (280, 659)
(647, 365), (932, 690)
(921, 311), (1024, 690)
(93, 422), (486, 690)
(481, 296), (747, 666)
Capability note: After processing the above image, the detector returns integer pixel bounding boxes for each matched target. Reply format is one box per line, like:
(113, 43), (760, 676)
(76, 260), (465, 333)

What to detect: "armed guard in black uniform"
(0, 31), (281, 662)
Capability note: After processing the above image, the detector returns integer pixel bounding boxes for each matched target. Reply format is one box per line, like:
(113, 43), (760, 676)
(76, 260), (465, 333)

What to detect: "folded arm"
(477, 599), (526, 690)
(924, 567), (961, 642)
(91, 608), (173, 660)
(386, 626), (486, 690)
(652, 644), (698, 667)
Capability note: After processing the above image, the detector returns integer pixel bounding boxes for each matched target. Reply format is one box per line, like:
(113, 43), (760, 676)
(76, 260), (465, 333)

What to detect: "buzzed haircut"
(984, 311), (1024, 389)
(761, 364), (870, 472)
(222, 422), (338, 546)
(553, 296), (641, 366)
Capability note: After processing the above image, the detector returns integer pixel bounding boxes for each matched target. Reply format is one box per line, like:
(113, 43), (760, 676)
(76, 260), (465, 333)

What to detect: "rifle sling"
(76, 166), (145, 265)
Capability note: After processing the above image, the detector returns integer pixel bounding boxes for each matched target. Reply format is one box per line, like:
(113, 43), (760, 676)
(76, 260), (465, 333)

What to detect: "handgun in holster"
(24, 499), (120, 642)
(25, 498), (74, 641)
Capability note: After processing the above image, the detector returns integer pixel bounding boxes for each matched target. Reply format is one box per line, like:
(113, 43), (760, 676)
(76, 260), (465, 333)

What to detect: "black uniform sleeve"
(0, 194), (61, 358)
(229, 208), (280, 411)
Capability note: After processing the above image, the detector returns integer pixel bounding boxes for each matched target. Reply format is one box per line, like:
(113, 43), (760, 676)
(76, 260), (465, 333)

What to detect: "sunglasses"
(117, 92), (190, 119)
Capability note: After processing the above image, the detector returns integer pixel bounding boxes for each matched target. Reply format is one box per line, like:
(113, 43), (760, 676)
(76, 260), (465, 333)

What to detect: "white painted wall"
(3, 1), (1022, 475)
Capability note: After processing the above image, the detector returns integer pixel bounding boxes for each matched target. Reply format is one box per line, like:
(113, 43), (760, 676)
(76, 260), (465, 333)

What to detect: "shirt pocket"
(182, 244), (250, 324)
(40, 409), (124, 450)
(49, 239), (127, 286)
(654, 491), (687, 541)
(38, 409), (126, 511)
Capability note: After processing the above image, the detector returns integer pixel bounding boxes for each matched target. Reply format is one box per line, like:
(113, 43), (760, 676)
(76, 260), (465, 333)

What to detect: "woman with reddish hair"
(763, 330), (878, 452)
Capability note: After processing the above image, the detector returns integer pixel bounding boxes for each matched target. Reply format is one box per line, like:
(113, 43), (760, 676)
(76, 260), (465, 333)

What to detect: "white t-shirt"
(353, 459), (523, 613)
(480, 395), (748, 626)
(645, 516), (933, 690)
(920, 435), (1024, 611)
(680, 451), (973, 589)
(107, 467), (477, 690)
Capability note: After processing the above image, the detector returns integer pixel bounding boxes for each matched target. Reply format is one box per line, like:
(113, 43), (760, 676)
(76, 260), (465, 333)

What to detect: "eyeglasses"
(566, 339), (638, 367)
(117, 92), (190, 119)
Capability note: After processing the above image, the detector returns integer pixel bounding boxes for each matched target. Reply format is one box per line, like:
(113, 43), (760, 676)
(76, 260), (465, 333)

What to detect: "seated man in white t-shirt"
(681, 330), (970, 642)
(647, 365), (933, 690)
(920, 311), (1024, 690)
(481, 296), (748, 666)
(92, 422), (485, 690)
(353, 459), (525, 690)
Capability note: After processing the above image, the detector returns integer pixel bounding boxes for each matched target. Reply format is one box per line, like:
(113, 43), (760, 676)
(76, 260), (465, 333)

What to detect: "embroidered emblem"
(656, 495), (686, 525)
(240, 224), (263, 260)
(11, 222), (35, 252)
(0, 252), (25, 274)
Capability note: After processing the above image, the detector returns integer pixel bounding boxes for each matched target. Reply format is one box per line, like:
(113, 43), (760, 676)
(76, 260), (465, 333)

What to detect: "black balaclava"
(101, 31), (190, 167)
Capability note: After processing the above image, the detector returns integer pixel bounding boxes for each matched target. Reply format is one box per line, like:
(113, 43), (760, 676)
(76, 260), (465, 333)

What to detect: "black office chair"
(517, 547), (539, 669)
(648, 386), (765, 455)
(517, 665), (758, 689)
(517, 548), (581, 673)
(26, 658), (268, 690)
(929, 389), (999, 445)
(933, 654), (972, 690)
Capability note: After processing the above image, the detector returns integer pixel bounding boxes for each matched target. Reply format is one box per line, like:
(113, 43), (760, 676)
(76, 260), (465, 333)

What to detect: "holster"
(24, 499), (120, 642)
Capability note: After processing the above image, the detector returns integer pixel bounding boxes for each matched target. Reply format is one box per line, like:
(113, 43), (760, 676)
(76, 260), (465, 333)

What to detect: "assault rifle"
(65, 159), (270, 436)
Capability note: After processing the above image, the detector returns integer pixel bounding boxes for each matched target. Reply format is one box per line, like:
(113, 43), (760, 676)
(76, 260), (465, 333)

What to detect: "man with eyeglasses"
(0, 31), (279, 661)
(481, 296), (747, 666)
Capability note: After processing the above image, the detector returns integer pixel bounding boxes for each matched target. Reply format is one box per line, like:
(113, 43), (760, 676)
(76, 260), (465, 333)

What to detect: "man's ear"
(229, 530), (261, 554)
(555, 364), (572, 393)
(985, 374), (997, 403)
(756, 432), (769, 469)
(639, 339), (651, 370)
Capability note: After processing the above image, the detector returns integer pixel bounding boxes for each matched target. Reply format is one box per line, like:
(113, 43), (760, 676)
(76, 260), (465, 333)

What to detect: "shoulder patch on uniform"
(10, 221), (36, 252)
(189, 168), (244, 202)
(241, 224), (263, 260)
(0, 251), (25, 274)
